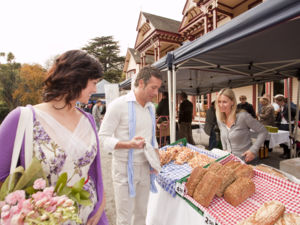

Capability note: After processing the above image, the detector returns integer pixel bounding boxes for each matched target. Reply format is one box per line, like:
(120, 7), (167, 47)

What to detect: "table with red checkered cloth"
(182, 154), (300, 225)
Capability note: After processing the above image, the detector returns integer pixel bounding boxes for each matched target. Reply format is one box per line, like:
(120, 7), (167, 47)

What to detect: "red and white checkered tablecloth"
(182, 155), (300, 225)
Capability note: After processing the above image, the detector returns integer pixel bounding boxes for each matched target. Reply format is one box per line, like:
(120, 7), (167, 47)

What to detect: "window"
(273, 80), (284, 96)
(257, 83), (265, 97)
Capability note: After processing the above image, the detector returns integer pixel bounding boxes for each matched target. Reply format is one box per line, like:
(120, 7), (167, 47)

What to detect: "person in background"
(216, 88), (267, 163)
(257, 96), (275, 152)
(98, 66), (162, 225)
(156, 91), (170, 145)
(257, 96), (275, 126)
(178, 92), (195, 145)
(274, 95), (296, 159)
(204, 101), (218, 150)
(156, 91), (169, 122)
(0, 50), (108, 225)
(237, 95), (256, 118)
(92, 99), (103, 131)
(272, 94), (282, 119)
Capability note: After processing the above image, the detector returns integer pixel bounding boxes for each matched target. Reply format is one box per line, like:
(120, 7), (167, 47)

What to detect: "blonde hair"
(216, 88), (237, 123)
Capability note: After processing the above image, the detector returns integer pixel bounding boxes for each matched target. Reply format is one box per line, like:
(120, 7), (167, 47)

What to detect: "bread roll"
(186, 167), (207, 196)
(207, 161), (223, 173)
(234, 164), (254, 179)
(224, 177), (255, 207)
(238, 200), (285, 225)
(193, 171), (222, 207)
(275, 213), (300, 225)
(216, 167), (236, 197)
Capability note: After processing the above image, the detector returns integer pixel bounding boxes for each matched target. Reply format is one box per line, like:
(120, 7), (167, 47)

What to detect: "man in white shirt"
(99, 66), (162, 225)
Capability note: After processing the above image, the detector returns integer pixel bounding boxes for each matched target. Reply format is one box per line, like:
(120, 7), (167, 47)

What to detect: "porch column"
(252, 85), (257, 112)
(192, 96), (197, 119)
(212, 8), (217, 29)
(157, 43), (161, 59)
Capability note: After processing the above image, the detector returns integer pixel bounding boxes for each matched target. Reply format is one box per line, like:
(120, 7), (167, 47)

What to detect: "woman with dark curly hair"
(0, 50), (109, 225)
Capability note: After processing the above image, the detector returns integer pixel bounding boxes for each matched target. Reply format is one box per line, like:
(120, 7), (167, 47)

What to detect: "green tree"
(0, 52), (21, 111)
(82, 36), (125, 83)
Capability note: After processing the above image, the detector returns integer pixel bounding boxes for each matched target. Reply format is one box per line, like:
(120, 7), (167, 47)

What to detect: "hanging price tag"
(203, 211), (218, 225)
(175, 182), (185, 196)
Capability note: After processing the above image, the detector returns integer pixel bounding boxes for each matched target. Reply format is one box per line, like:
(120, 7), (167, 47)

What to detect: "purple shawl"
(0, 106), (109, 225)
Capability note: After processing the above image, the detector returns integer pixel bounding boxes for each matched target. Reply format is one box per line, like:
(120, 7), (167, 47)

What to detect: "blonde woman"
(215, 88), (267, 163)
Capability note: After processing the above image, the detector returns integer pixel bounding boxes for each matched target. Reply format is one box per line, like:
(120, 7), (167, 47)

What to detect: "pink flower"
(1, 210), (10, 220)
(0, 201), (6, 208)
(5, 190), (25, 205)
(10, 213), (25, 225)
(43, 186), (54, 197)
(33, 178), (46, 190)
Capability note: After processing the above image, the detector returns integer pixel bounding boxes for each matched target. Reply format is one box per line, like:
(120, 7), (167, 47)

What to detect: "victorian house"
(123, 0), (299, 117)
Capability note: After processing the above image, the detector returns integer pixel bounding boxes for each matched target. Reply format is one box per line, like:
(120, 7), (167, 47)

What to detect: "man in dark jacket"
(204, 101), (218, 150)
(178, 92), (195, 144)
(156, 92), (169, 122)
(275, 95), (296, 159)
(237, 95), (256, 118)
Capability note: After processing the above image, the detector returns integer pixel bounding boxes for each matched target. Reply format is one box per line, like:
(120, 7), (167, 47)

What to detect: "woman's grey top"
(217, 111), (268, 159)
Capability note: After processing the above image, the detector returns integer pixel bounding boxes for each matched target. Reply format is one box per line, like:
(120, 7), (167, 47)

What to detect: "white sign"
(203, 211), (218, 225)
(175, 182), (185, 197)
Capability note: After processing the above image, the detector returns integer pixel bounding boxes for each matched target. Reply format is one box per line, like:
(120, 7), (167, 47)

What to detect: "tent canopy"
(119, 77), (132, 90)
(153, 0), (300, 95)
(91, 79), (111, 98)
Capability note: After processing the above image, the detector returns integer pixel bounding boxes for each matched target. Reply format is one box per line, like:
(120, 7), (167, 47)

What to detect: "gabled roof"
(128, 48), (154, 65)
(128, 48), (141, 63)
(141, 12), (181, 34)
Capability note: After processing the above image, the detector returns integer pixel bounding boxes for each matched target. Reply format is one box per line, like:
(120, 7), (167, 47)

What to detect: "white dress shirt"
(99, 90), (158, 162)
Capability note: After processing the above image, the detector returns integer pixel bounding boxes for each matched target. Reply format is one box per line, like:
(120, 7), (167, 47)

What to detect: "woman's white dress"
(32, 108), (98, 224)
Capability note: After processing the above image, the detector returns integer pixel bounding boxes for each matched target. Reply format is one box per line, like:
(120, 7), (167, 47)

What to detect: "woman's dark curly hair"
(43, 50), (103, 107)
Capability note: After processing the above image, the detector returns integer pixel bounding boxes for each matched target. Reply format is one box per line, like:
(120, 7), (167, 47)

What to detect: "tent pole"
(291, 78), (300, 158)
(172, 65), (177, 143)
(167, 69), (173, 143)
(286, 78), (293, 158)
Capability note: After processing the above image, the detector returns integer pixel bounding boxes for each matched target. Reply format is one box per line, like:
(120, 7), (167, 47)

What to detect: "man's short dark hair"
(181, 92), (187, 99)
(162, 91), (168, 98)
(134, 66), (162, 87)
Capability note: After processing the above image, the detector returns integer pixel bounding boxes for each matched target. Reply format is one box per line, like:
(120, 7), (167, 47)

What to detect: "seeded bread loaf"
(224, 177), (255, 207)
(186, 166), (207, 196)
(207, 161), (223, 173)
(224, 161), (241, 170)
(216, 166), (236, 197)
(193, 171), (222, 207)
(234, 164), (254, 179)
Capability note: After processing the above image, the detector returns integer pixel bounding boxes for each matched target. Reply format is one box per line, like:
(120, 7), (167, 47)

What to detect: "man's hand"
(130, 136), (145, 149)
(242, 150), (255, 163)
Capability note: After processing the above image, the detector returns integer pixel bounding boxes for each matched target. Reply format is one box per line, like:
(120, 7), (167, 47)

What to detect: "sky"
(0, 0), (186, 66)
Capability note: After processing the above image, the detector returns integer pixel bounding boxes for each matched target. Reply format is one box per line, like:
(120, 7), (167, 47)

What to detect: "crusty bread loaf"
(193, 171), (222, 207)
(234, 164), (254, 179)
(224, 177), (255, 207)
(238, 200), (285, 225)
(216, 166), (236, 197)
(186, 166), (207, 196)
(224, 161), (241, 170)
(207, 161), (223, 173)
(275, 213), (300, 225)
(255, 165), (288, 180)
